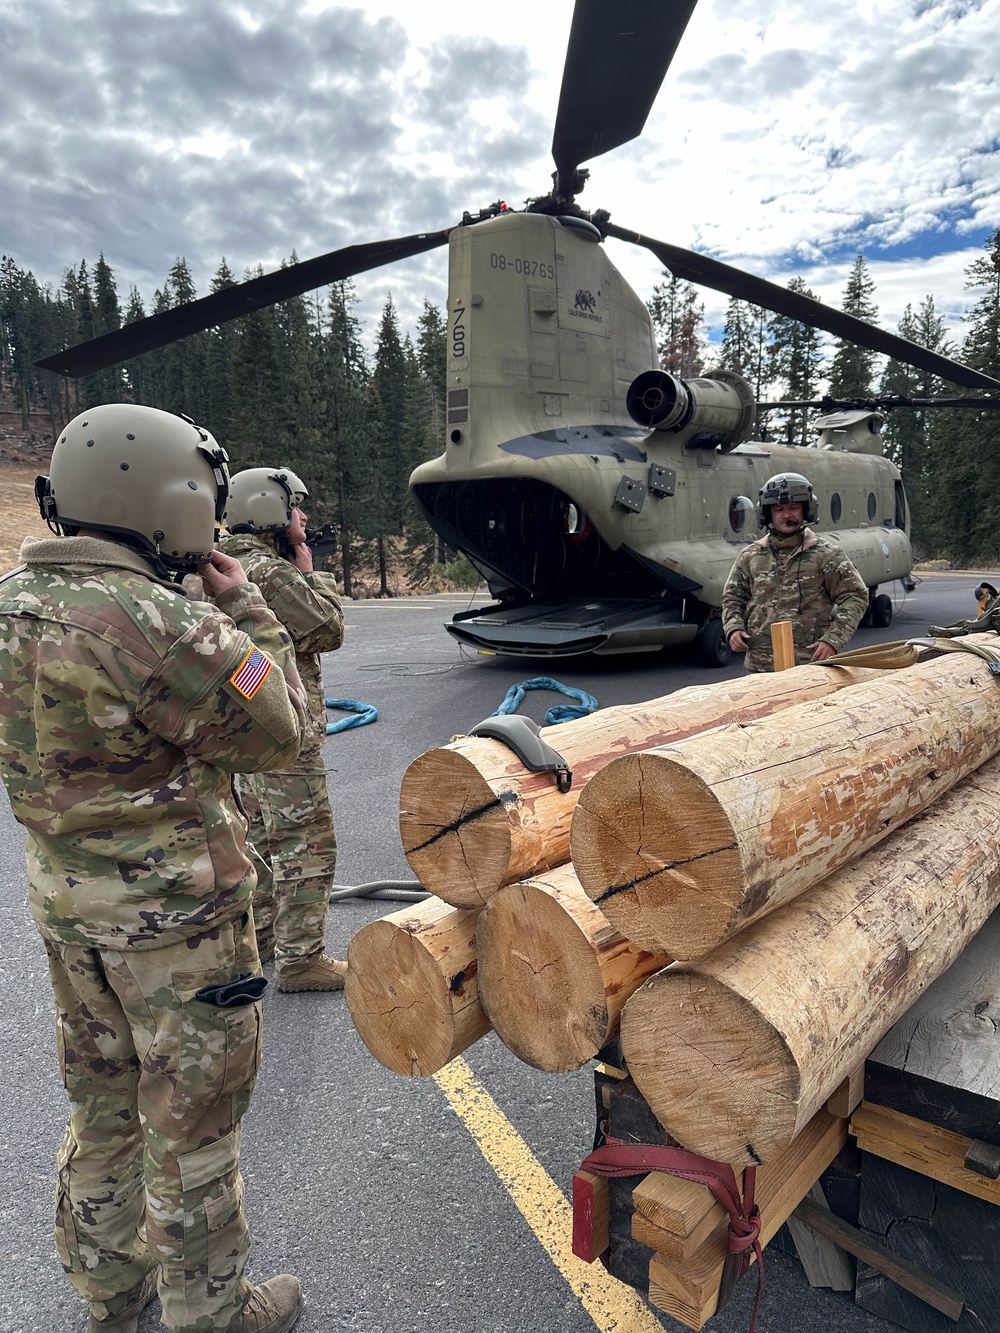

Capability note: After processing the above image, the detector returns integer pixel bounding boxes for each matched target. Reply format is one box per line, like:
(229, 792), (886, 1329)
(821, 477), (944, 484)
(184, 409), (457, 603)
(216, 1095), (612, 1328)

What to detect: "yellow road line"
(433, 1057), (665, 1333)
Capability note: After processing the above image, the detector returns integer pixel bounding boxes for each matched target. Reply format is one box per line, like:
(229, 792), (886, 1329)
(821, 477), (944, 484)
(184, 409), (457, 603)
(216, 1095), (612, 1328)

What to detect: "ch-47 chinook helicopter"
(37, 0), (1000, 666)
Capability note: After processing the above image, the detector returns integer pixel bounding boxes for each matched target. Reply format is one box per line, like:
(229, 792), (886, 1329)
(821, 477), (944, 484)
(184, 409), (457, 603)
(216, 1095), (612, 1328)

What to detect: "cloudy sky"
(3, 0), (998, 360)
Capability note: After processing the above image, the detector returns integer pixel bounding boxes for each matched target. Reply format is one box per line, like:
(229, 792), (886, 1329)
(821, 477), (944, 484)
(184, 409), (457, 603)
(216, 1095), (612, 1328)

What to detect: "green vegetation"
(2, 229), (999, 579)
(648, 231), (1000, 564)
(0, 254), (449, 595)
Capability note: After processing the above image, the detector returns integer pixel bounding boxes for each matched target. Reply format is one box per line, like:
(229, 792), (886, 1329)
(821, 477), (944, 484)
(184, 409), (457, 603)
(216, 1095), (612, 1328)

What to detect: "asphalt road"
(0, 571), (989, 1333)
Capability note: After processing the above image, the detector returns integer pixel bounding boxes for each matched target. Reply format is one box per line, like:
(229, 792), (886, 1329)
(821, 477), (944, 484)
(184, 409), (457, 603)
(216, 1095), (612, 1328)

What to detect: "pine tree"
(648, 275), (704, 377)
(160, 258), (206, 417)
(203, 260), (238, 446)
(122, 287), (153, 406)
(408, 301), (448, 568)
(934, 228), (1000, 562)
(227, 267), (282, 467)
(366, 295), (410, 592)
(828, 254), (880, 399)
(878, 297), (953, 552)
(716, 300), (770, 408)
(764, 278), (825, 445)
(321, 280), (370, 597)
(91, 254), (126, 402)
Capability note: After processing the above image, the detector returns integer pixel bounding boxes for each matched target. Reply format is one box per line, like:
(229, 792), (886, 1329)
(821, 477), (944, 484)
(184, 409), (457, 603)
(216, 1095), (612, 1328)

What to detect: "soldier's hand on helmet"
(808, 640), (837, 662)
(729, 630), (750, 653)
(200, 549), (249, 596)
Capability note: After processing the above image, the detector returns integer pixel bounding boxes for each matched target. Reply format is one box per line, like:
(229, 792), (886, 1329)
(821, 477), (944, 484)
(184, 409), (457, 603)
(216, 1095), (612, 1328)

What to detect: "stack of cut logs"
(345, 636), (1000, 1327)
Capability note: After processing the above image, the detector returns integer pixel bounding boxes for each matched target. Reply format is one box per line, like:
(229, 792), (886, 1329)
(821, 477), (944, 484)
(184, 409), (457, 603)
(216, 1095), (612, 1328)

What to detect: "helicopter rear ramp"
(446, 597), (698, 657)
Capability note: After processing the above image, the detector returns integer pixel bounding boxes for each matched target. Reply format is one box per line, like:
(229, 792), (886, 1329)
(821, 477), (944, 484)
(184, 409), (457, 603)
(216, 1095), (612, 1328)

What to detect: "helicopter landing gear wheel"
(697, 617), (732, 668)
(871, 593), (893, 628)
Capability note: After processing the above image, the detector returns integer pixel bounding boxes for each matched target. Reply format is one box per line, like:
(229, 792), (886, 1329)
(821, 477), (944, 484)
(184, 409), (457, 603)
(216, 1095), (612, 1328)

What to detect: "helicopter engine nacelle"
(626, 367), (756, 452)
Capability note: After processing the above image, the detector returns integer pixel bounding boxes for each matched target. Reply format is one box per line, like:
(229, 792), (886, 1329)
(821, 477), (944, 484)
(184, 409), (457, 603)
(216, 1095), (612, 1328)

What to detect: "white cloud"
(2, 0), (997, 362)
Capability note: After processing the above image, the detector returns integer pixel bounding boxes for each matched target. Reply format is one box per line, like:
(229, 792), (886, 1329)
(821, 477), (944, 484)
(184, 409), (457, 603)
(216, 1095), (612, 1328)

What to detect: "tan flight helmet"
(225, 467), (308, 534)
(758, 471), (819, 528)
(36, 403), (230, 572)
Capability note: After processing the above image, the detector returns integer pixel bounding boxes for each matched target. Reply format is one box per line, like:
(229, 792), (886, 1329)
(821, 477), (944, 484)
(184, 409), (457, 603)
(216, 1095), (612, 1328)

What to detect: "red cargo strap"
(580, 1139), (763, 1333)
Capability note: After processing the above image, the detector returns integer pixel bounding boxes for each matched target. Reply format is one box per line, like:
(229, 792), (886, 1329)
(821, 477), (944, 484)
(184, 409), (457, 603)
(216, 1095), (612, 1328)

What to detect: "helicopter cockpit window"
(729, 495), (754, 533)
(867, 491), (877, 520)
(830, 492), (842, 523)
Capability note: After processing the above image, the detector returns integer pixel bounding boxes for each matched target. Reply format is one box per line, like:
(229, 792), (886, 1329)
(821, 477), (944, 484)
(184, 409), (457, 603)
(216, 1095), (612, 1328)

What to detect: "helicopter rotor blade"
(35, 229), (452, 378)
(551, 0), (698, 191)
(603, 221), (1000, 395)
(758, 397), (1000, 411)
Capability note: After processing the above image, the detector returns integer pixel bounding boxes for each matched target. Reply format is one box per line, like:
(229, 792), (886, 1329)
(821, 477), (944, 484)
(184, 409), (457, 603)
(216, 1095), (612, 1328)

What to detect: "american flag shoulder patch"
(230, 646), (272, 699)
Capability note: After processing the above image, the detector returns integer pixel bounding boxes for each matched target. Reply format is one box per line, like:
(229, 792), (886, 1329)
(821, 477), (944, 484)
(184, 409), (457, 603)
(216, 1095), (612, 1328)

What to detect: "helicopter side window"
(894, 480), (906, 529)
(729, 496), (754, 533)
(867, 491), (877, 520)
(830, 492), (842, 524)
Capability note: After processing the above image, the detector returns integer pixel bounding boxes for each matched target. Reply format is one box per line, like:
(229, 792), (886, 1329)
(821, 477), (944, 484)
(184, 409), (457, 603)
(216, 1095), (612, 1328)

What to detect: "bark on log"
(619, 756), (1000, 1166)
(572, 648), (1000, 958)
(399, 665), (877, 908)
(345, 897), (488, 1076)
(476, 864), (670, 1072)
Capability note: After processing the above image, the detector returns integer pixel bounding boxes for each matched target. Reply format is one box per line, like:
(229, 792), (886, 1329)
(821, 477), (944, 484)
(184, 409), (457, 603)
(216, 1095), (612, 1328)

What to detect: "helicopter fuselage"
(409, 211), (912, 657)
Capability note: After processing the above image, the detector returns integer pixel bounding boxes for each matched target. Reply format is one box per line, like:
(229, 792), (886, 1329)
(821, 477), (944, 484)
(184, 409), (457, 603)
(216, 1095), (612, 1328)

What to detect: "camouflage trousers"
(240, 731), (337, 976)
(44, 914), (263, 1332)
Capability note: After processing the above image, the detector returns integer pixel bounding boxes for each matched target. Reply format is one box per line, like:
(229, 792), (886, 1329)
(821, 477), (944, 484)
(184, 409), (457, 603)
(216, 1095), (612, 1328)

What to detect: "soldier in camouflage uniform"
(0, 405), (306, 1333)
(722, 471), (868, 673)
(220, 467), (346, 993)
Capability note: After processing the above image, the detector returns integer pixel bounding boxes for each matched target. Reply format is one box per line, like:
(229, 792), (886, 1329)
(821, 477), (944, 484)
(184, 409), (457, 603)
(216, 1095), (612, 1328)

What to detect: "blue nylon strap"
(490, 676), (598, 726)
(324, 698), (379, 733)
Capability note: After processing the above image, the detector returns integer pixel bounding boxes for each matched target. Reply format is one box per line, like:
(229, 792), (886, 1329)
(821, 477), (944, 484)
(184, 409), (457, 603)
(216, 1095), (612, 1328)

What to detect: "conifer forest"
(2, 229), (999, 588)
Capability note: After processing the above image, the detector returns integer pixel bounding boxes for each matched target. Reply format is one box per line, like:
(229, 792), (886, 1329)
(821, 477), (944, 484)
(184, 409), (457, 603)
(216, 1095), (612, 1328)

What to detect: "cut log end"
(571, 752), (743, 959)
(622, 969), (801, 1166)
(399, 746), (514, 907)
(345, 907), (485, 1077)
(477, 879), (610, 1072)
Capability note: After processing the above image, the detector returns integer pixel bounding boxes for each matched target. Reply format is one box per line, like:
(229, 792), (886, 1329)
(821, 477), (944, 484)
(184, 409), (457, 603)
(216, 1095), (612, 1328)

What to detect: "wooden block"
(572, 1171), (609, 1263)
(633, 1169), (729, 1242)
(632, 1184), (732, 1263)
(826, 1063), (866, 1119)
(792, 1196), (963, 1319)
(770, 620), (795, 671)
(865, 906), (1000, 1144)
(785, 1183), (854, 1290)
(856, 1151), (1000, 1333)
(851, 1101), (1000, 1208)
(645, 1109), (847, 1329)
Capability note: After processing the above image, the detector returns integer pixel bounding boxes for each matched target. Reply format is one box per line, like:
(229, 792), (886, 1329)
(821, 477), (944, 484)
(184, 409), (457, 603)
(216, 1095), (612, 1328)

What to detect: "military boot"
(228, 1274), (302, 1332)
(274, 953), (347, 993)
(86, 1270), (158, 1333)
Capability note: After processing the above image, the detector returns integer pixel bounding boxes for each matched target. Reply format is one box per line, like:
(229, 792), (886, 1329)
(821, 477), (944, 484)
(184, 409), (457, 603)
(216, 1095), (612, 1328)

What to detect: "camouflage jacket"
(218, 533), (344, 738)
(721, 527), (869, 672)
(0, 536), (308, 950)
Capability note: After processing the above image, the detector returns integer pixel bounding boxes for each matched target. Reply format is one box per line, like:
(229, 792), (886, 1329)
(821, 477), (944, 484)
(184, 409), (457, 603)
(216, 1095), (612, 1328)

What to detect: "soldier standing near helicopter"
(0, 405), (307, 1333)
(722, 471), (869, 673)
(220, 466), (347, 993)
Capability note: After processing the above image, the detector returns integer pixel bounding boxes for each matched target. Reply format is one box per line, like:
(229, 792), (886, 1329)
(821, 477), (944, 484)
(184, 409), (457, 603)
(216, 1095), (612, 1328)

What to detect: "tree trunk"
(620, 755), (1000, 1166)
(400, 664), (877, 908)
(572, 648), (1000, 959)
(338, 470), (353, 598)
(377, 534), (388, 596)
(344, 896), (488, 1076)
(475, 864), (670, 1072)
